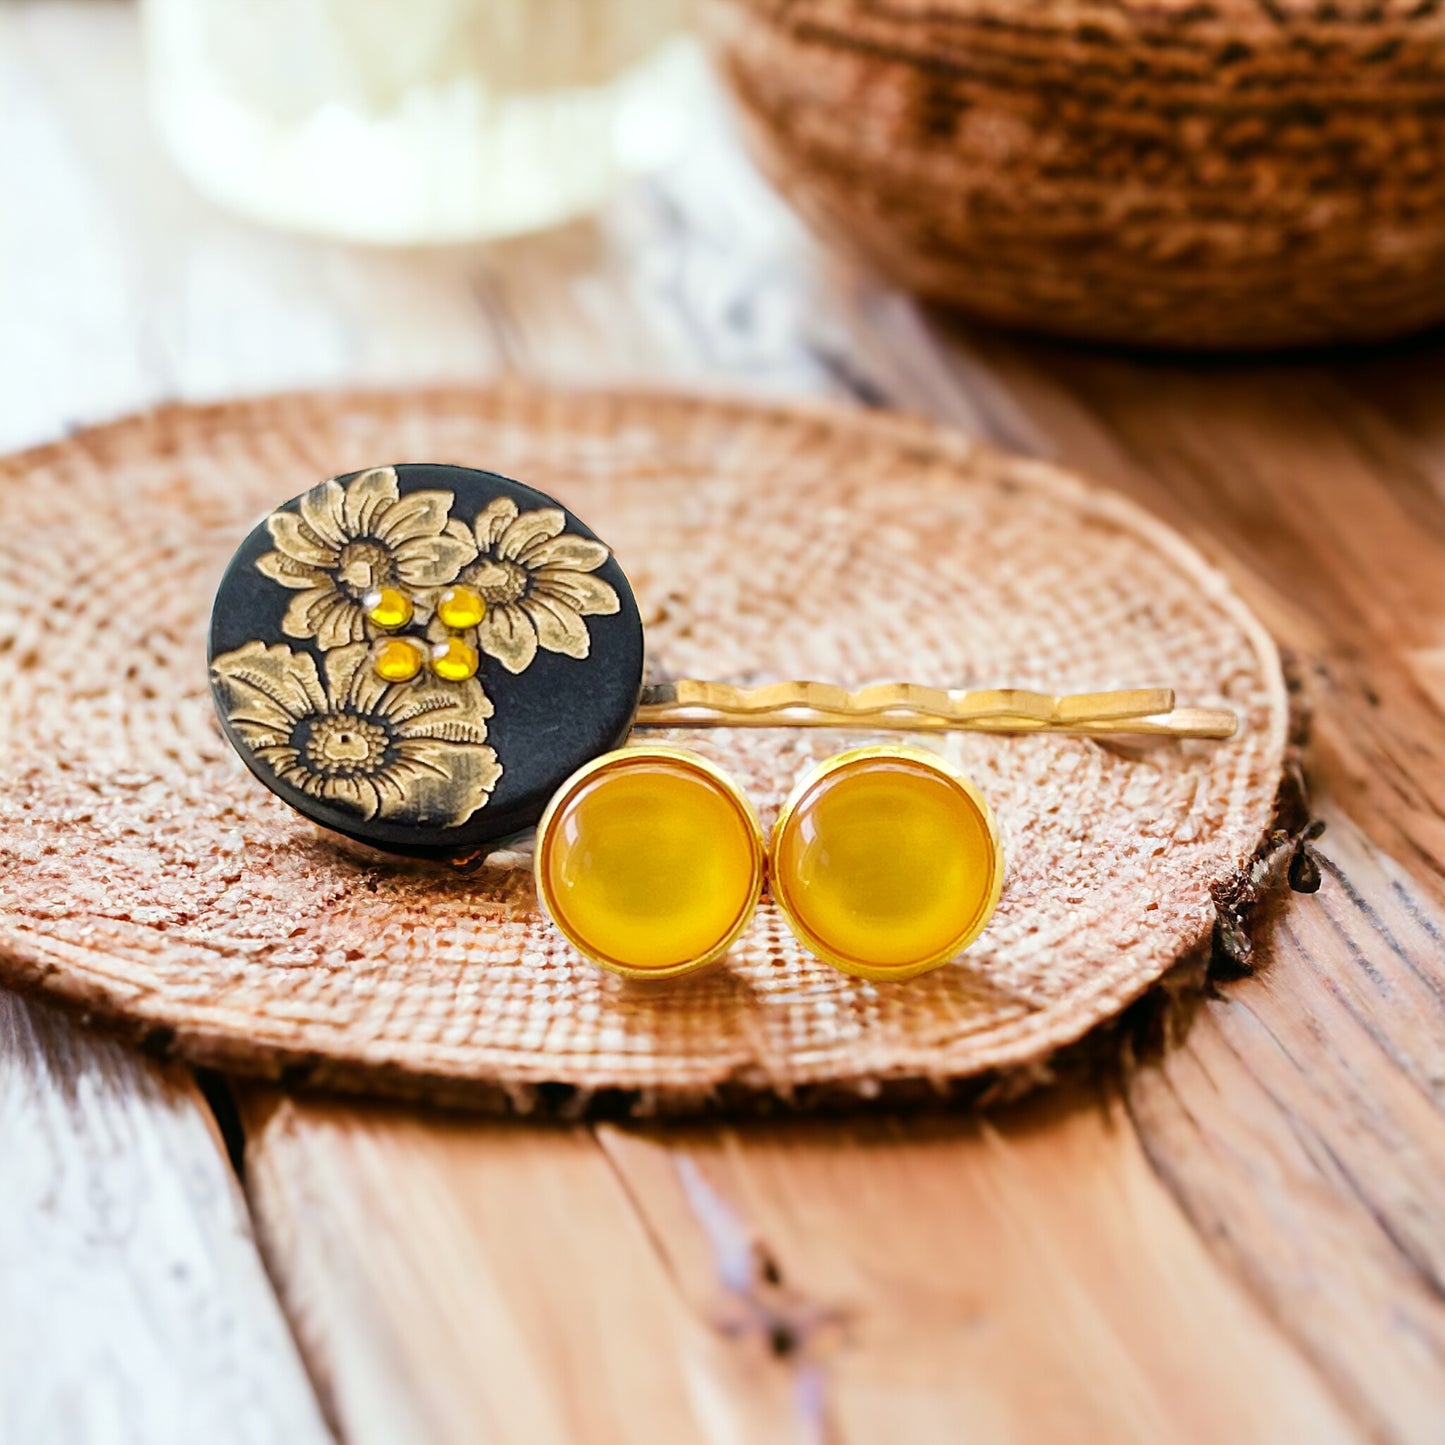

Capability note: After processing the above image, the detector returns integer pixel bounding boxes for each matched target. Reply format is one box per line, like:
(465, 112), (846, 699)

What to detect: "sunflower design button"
(208, 464), (644, 857)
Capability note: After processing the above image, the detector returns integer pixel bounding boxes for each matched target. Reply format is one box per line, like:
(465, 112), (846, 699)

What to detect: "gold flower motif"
(258, 467), (477, 650)
(428, 497), (619, 675)
(211, 641), (500, 825)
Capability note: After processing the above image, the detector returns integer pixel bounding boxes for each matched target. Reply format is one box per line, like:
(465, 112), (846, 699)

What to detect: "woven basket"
(704, 0), (1445, 351)
(0, 387), (1287, 1110)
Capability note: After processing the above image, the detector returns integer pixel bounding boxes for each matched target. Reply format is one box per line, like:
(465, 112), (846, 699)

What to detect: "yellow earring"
(768, 746), (1004, 982)
(535, 743), (1003, 983)
(533, 745), (765, 980)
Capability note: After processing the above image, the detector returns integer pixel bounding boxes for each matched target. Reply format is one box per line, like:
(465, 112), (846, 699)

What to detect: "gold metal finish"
(635, 681), (1236, 740)
(769, 745), (1006, 982)
(534, 745), (765, 981)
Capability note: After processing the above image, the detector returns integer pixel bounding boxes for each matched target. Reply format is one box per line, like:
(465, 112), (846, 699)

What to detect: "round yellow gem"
(371, 637), (425, 684)
(535, 748), (764, 978)
(770, 748), (1003, 981)
(436, 585), (486, 630)
(364, 586), (413, 630)
(431, 636), (480, 682)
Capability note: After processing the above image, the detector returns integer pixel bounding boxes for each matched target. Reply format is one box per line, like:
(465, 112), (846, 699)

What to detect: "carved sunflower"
(211, 641), (500, 825)
(429, 497), (619, 675)
(257, 467), (477, 650)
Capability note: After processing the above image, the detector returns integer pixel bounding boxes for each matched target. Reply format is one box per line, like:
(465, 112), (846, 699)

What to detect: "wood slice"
(0, 387), (1286, 1108)
(704, 0), (1445, 351)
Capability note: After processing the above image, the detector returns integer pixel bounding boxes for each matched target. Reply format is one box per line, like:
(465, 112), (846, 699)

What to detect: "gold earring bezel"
(768, 745), (1005, 982)
(534, 744), (765, 980)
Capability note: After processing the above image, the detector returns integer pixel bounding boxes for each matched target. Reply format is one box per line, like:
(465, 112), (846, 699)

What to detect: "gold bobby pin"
(634, 682), (1237, 741)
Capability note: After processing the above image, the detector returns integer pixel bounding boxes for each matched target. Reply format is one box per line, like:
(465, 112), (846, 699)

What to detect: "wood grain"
(599, 1105), (1366, 1445)
(1127, 812), (1445, 1439)
(0, 994), (330, 1445)
(238, 1095), (802, 1445)
(6, 4), (1445, 1442)
(236, 1086), (1357, 1445)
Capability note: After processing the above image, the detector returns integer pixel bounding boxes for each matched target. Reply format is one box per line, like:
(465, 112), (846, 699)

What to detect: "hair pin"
(633, 680), (1237, 740)
(208, 464), (1239, 867)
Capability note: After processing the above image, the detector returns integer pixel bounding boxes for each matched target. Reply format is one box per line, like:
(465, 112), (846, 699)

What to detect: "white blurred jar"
(141, 0), (697, 244)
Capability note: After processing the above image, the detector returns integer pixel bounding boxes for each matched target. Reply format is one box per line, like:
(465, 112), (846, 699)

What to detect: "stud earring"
(769, 746), (1004, 982)
(533, 745), (765, 980)
(534, 743), (1002, 983)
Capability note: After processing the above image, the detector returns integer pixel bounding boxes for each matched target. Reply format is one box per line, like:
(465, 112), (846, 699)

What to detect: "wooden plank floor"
(3, 5), (1444, 1443)
(0, 995), (329, 1445)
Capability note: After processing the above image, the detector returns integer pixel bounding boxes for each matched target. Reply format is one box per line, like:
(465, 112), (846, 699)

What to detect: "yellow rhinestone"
(431, 636), (479, 682)
(436, 585), (486, 630)
(364, 586), (413, 630)
(371, 638), (425, 683)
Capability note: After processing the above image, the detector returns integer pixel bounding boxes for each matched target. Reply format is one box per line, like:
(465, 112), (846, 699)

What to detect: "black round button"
(208, 464), (644, 857)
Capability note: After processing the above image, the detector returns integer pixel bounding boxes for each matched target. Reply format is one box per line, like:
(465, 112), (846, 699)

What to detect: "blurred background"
(0, 0), (846, 454)
(6, 6), (1445, 1445)
(11, 0), (1445, 455)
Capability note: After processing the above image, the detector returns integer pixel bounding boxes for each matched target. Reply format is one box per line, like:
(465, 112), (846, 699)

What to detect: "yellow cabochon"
(770, 748), (1003, 982)
(535, 747), (764, 979)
